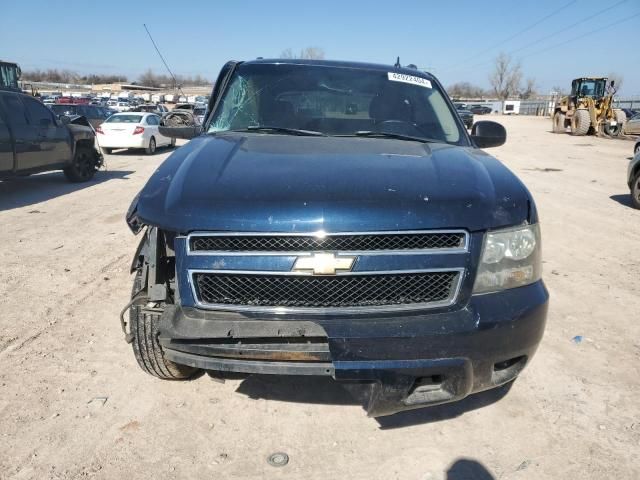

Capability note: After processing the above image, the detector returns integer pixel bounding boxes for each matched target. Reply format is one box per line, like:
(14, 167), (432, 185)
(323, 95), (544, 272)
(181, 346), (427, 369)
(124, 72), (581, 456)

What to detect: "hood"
(135, 134), (535, 233)
(66, 116), (95, 141)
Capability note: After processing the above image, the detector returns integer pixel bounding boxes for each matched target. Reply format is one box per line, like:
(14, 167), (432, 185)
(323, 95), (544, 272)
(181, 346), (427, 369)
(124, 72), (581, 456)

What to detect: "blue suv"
(123, 59), (548, 416)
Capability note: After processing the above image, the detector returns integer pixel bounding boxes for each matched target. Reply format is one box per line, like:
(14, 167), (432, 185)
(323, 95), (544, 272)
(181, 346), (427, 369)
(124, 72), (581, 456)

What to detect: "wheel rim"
(635, 179), (640, 203)
(74, 151), (94, 179)
(606, 123), (620, 136)
(149, 139), (156, 153)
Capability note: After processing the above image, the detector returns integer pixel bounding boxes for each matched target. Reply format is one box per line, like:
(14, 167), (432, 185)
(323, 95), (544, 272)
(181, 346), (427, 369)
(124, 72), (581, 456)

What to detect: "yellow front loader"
(552, 77), (625, 136)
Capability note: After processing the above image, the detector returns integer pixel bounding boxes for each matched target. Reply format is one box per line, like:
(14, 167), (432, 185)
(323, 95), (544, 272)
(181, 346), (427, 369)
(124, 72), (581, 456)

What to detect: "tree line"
(449, 53), (537, 100)
(21, 68), (212, 87)
(21, 69), (127, 85)
(450, 52), (625, 99)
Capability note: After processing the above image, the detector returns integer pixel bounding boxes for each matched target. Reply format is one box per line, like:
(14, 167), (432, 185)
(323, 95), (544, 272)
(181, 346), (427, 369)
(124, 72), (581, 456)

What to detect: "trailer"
(502, 100), (521, 115)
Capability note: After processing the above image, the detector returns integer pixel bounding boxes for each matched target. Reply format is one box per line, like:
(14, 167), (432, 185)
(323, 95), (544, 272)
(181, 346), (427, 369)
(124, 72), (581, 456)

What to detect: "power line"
(142, 23), (181, 93)
(451, 3), (635, 74)
(444, 0), (577, 71)
(508, 0), (628, 56)
(518, 10), (640, 60)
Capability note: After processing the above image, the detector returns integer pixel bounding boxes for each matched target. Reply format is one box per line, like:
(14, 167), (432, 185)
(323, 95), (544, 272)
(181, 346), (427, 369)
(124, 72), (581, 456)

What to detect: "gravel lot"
(1, 116), (639, 479)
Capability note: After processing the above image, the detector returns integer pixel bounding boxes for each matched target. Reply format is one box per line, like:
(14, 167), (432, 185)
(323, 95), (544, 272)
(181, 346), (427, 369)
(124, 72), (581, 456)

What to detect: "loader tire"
(130, 270), (198, 380)
(552, 112), (566, 133)
(604, 110), (626, 137)
(570, 109), (590, 136)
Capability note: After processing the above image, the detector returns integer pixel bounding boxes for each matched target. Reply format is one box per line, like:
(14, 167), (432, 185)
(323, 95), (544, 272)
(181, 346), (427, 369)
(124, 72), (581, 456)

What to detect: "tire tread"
(129, 270), (196, 380)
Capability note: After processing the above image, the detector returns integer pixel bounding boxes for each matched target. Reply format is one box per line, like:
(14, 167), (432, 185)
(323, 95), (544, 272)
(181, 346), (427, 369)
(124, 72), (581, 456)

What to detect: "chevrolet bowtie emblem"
(293, 253), (356, 275)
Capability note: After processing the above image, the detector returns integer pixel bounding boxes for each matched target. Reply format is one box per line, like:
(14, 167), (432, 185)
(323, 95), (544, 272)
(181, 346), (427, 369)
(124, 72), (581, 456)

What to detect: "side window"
(1, 94), (29, 125)
(146, 115), (159, 125)
(23, 97), (55, 126)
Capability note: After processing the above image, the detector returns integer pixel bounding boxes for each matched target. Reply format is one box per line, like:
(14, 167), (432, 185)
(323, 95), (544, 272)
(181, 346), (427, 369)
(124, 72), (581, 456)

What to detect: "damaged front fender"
(126, 191), (144, 234)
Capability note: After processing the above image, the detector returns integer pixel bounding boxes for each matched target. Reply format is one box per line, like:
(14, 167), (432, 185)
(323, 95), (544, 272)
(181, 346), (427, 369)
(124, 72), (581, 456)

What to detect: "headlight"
(473, 224), (542, 294)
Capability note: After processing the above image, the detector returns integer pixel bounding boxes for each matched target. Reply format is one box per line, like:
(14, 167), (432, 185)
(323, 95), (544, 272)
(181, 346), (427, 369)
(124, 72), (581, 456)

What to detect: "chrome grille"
(189, 231), (466, 253)
(192, 271), (460, 309)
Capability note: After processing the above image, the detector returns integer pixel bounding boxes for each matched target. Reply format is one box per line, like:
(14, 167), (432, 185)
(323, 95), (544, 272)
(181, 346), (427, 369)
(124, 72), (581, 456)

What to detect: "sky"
(3, 0), (640, 95)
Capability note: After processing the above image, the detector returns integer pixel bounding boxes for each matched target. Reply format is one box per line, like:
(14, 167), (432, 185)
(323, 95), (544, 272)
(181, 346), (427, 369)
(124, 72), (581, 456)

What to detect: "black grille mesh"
(190, 232), (465, 252)
(193, 271), (458, 309)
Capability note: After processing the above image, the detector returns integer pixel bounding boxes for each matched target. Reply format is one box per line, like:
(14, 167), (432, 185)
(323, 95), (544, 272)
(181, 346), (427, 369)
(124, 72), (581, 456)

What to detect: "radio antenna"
(143, 23), (184, 95)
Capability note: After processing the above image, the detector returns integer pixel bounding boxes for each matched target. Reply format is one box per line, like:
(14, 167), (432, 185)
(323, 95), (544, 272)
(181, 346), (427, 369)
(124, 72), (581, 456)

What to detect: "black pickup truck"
(0, 89), (102, 182)
(123, 59), (549, 416)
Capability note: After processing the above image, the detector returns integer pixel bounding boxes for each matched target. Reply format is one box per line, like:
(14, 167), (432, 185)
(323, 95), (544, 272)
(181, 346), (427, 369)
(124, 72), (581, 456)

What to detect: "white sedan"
(624, 113), (640, 136)
(96, 113), (175, 155)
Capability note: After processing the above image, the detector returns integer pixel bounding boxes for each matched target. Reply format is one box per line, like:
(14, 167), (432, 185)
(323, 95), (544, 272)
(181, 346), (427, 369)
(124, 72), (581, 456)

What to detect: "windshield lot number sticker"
(387, 72), (432, 89)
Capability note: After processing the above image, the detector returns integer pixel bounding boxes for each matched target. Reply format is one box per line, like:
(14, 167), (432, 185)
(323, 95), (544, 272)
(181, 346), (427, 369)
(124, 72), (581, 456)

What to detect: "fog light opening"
(493, 355), (526, 372)
(409, 374), (445, 394)
(491, 355), (527, 385)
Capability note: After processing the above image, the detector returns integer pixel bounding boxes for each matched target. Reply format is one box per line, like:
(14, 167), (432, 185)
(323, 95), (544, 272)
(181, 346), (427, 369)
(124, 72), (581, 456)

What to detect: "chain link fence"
(517, 96), (640, 116)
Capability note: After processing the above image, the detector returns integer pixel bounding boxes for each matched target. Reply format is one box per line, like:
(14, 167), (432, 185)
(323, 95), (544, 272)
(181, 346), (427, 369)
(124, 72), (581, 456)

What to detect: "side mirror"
(159, 111), (202, 140)
(59, 115), (71, 125)
(470, 121), (506, 148)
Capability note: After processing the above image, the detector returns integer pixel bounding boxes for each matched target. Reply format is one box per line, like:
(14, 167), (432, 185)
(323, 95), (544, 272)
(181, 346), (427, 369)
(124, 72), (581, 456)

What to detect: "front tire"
(130, 270), (198, 380)
(570, 109), (590, 136)
(64, 146), (98, 182)
(145, 136), (156, 155)
(631, 172), (640, 210)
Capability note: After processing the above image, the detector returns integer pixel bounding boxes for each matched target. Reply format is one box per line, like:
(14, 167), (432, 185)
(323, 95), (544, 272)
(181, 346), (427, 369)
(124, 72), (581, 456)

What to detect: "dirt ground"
(1, 116), (639, 480)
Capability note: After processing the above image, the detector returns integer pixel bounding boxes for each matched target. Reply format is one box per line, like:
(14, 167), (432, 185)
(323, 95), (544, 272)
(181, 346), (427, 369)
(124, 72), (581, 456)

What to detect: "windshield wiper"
(341, 131), (441, 144)
(231, 126), (327, 136)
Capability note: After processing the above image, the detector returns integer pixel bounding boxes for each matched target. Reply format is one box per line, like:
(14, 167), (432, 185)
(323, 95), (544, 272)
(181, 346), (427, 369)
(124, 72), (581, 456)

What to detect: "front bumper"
(158, 281), (548, 416)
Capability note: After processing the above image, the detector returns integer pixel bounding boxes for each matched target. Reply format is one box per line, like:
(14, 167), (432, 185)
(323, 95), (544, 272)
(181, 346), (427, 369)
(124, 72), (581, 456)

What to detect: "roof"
(242, 58), (435, 79)
(111, 111), (155, 115)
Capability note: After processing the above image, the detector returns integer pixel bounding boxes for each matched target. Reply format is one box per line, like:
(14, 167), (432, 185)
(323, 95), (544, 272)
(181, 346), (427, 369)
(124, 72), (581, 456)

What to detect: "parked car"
(193, 105), (207, 124)
(623, 113), (640, 136)
(0, 89), (102, 181)
(96, 112), (174, 154)
(50, 104), (111, 129)
(57, 96), (91, 105)
(621, 108), (639, 121)
(627, 149), (640, 208)
(469, 104), (493, 115)
(131, 104), (166, 114)
(123, 58), (548, 417)
(173, 103), (195, 111)
(454, 103), (474, 129)
(113, 101), (131, 112)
